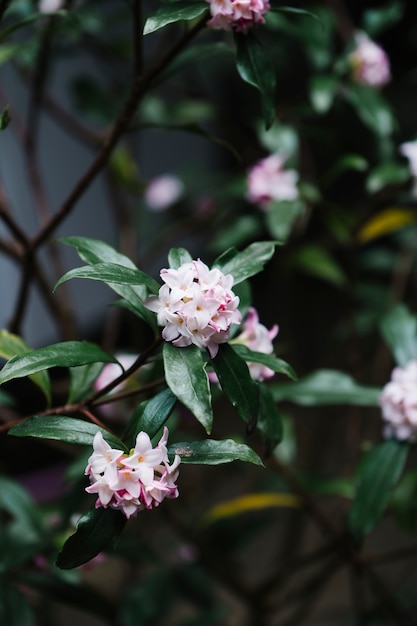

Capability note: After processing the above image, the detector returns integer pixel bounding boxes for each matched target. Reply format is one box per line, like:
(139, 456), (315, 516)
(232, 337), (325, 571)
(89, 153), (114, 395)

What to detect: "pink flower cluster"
(233, 307), (278, 381)
(400, 140), (417, 198)
(145, 259), (241, 358)
(380, 361), (417, 441)
(206, 0), (270, 31)
(348, 32), (391, 88)
(85, 429), (180, 519)
(247, 153), (299, 210)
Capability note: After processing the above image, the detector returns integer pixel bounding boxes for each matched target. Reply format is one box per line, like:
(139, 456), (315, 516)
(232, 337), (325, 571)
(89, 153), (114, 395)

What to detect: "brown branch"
(30, 17), (207, 251)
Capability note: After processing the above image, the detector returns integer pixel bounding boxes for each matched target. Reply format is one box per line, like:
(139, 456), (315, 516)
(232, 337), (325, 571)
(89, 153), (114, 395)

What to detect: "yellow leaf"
(357, 208), (416, 244)
(203, 492), (300, 524)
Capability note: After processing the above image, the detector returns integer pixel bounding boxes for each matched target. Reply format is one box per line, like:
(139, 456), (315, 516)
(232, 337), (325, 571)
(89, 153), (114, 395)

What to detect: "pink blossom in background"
(400, 140), (417, 198)
(145, 259), (241, 358)
(233, 307), (278, 381)
(348, 32), (391, 88)
(39, 0), (63, 12)
(144, 175), (184, 211)
(247, 153), (299, 210)
(206, 0), (270, 31)
(85, 428), (180, 518)
(380, 361), (417, 441)
(94, 353), (138, 394)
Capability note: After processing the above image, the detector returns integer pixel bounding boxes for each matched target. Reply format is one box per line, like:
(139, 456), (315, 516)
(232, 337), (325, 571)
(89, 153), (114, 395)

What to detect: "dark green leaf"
(54, 262), (160, 294)
(124, 387), (177, 444)
(59, 236), (158, 331)
(9, 415), (128, 451)
(168, 247), (193, 269)
(265, 200), (303, 243)
(169, 438), (263, 465)
(0, 105), (11, 130)
(272, 370), (381, 406)
(380, 304), (417, 367)
(366, 162), (410, 194)
(212, 343), (259, 429)
(390, 469), (417, 532)
(271, 6), (320, 21)
(234, 30), (276, 129)
(163, 343), (213, 434)
(143, 1), (208, 35)
(257, 385), (284, 454)
(0, 43), (22, 65)
(362, 1), (404, 37)
(0, 330), (51, 404)
(344, 83), (395, 137)
(68, 361), (105, 403)
(231, 344), (297, 380)
(0, 10), (67, 42)
(309, 74), (338, 114)
(349, 440), (409, 539)
(214, 241), (276, 285)
(0, 477), (44, 535)
(0, 341), (119, 385)
(158, 42), (233, 84)
(56, 507), (127, 569)
(292, 245), (348, 287)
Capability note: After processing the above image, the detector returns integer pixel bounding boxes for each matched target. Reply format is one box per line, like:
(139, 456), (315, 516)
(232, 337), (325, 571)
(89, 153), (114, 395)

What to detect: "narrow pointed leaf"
(257, 384), (284, 455)
(163, 343), (213, 433)
(59, 236), (158, 330)
(0, 341), (119, 385)
(214, 241), (276, 285)
(54, 263), (160, 294)
(231, 344), (297, 380)
(272, 370), (381, 406)
(169, 438), (263, 465)
(143, 0), (208, 35)
(234, 30), (276, 129)
(8, 415), (128, 451)
(124, 387), (177, 444)
(56, 508), (127, 569)
(379, 304), (417, 367)
(212, 343), (259, 429)
(0, 330), (51, 403)
(349, 440), (409, 539)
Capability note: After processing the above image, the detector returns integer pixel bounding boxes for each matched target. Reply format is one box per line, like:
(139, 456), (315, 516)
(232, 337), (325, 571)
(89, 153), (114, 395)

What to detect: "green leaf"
(0, 341), (119, 385)
(234, 30), (276, 129)
(54, 262), (160, 294)
(0, 42), (22, 65)
(212, 343), (259, 429)
(163, 343), (213, 434)
(214, 241), (276, 285)
(143, 0), (208, 35)
(366, 162), (410, 194)
(362, 1), (404, 38)
(124, 387), (177, 444)
(265, 200), (303, 243)
(0, 10), (68, 42)
(272, 370), (381, 406)
(169, 438), (263, 465)
(0, 330), (51, 403)
(0, 476), (44, 536)
(292, 245), (348, 287)
(349, 440), (409, 539)
(68, 361), (105, 403)
(390, 469), (417, 532)
(344, 83), (395, 137)
(231, 344), (297, 380)
(168, 247), (193, 269)
(157, 42), (233, 84)
(309, 75), (338, 114)
(8, 415), (128, 451)
(56, 508), (127, 569)
(60, 236), (158, 331)
(379, 304), (417, 367)
(271, 6), (320, 21)
(256, 384), (284, 454)
(0, 105), (11, 130)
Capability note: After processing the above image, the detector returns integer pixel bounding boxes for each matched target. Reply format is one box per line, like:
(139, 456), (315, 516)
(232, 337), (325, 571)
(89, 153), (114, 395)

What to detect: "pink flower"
(247, 153), (299, 210)
(348, 32), (391, 88)
(206, 0), (270, 31)
(85, 428), (180, 519)
(145, 259), (241, 358)
(380, 361), (417, 441)
(39, 0), (63, 12)
(144, 175), (184, 211)
(94, 353), (138, 395)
